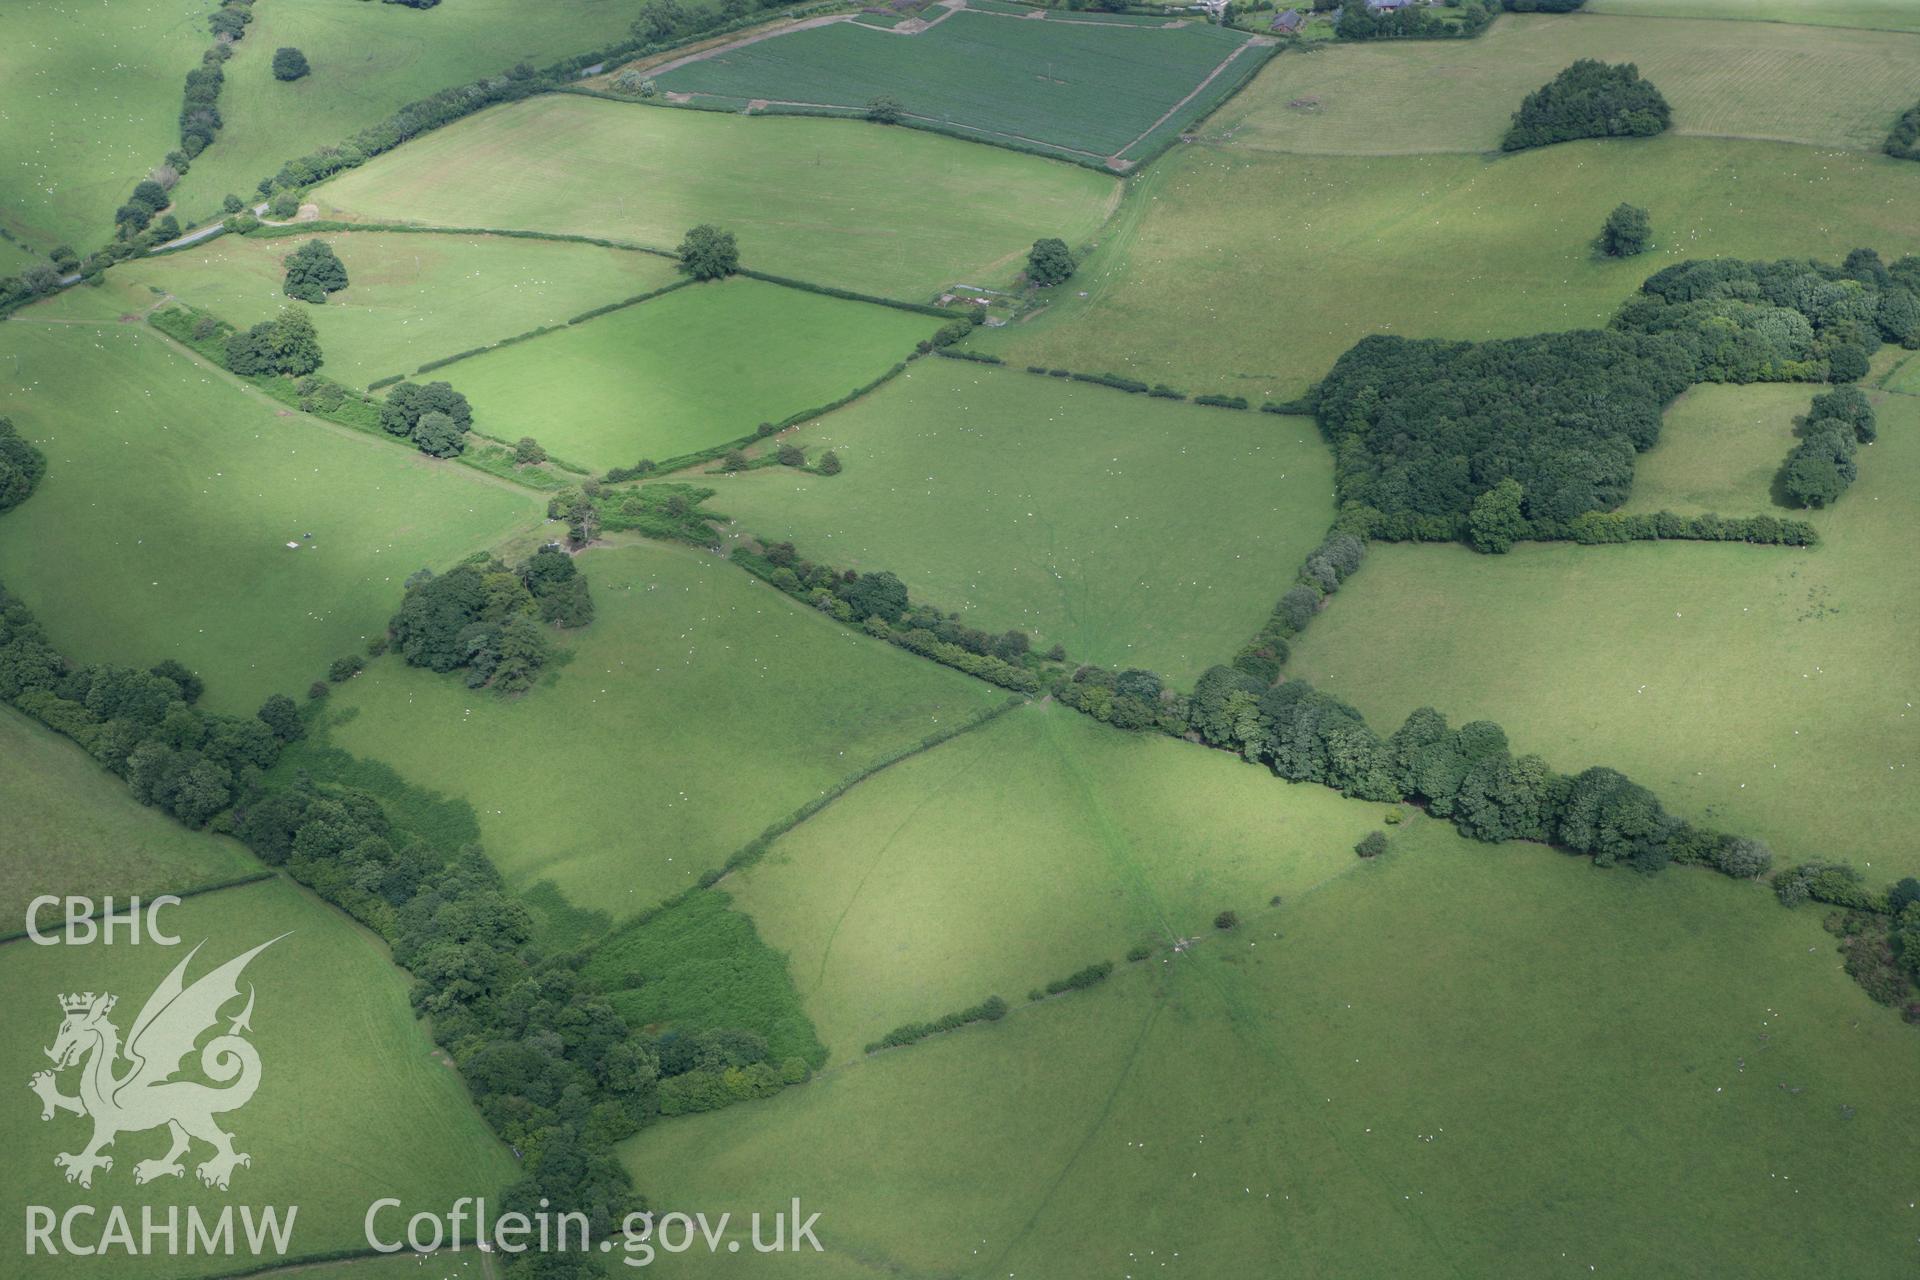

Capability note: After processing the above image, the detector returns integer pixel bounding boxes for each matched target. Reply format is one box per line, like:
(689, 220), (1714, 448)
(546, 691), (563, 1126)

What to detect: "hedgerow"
(864, 995), (1008, 1053)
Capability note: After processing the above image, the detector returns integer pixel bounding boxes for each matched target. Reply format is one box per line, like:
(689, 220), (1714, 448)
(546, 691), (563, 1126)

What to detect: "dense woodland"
(1316, 252), (1920, 538)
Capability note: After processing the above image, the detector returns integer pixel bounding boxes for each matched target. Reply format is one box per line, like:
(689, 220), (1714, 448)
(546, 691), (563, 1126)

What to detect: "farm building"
(1271, 8), (1304, 32)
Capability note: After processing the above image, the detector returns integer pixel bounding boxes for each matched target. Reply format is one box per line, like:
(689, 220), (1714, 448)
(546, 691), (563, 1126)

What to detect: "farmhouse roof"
(1272, 7), (1303, 30)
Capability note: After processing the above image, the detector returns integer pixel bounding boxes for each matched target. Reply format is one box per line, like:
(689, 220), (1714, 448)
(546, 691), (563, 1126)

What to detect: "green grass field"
(447, 278), (932, 471)
(0, 707), (259, 928)
(0, 877), (515, 1279)
(628, 822), (1920, 1278)
(101, 231), (681, 389)
(975, 136), (1920, 400)
(1618, 382), (1807, 515)
(1584, 0), (1920, 32)
(653, 11), (1259, 162)
(725, 701), (1399, 1063)
(716, 359), (1335, 680)
(244, 1255), (492, 1280)
(1211, 13), (1920, 155)
(0, 303), (543, 713)
(297, 541), (1004, 925)
(312, 94), (1121, 299)
(1291, 390), (1920, 881)
(166, 0), (657, 228)
(0, 0), (212, 252)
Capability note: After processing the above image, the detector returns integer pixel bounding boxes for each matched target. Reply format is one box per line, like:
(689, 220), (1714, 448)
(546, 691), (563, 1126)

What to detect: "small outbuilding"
(1271, 7), (1304, 31)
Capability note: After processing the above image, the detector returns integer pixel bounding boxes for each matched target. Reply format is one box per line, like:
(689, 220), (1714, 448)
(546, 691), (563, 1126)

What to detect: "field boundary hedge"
(864, 994), (1008, 1054)
(399, 279), (697, 377)
(244, 220), (680, 260)
(145, 301), (555, 494)
(643, 355), (921, 478)
(711, 695), (1025, 881)
(0, 870), (279, 946)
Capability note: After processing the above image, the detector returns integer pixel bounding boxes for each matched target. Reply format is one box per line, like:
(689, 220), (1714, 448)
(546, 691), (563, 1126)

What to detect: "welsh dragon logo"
(28, 937), (283, 1191)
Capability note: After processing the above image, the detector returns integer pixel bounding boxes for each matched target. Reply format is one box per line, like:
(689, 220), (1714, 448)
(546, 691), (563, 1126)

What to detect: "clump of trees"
(208, 0), (254, 41)
(1886, 99), (1920, 161)
(116, 179), (173, 238)
(379, 380), (472, 457)
(271, 46), (310, 81)
(0, 418), (48, 515)
(224, 309), (323, 377)
(388, 551), (595, 694)
(865, 95), (902, 124)
(1502, 60), (1670, 151)
(677, 224), (738, 281)
(1027, 238), (1074, 288)
(1597, 203), (1651, 258)
(1779, 386), (1875, 509)
(282, 239), (348, 302)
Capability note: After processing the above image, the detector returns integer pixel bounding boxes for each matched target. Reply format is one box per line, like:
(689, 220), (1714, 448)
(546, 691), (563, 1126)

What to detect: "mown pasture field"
(0, 707), (259, 928)
(102, 231), (682, 389)
(297, 542), (1005, 928)
(629, 822), (1920, 1278)
(719, 359), (1334, 680)
(1617, 382), (1807, 516)
(166, 0), (660, 228)
(1211, 13), (1920, 155)
(1585, 0), (1920, 32)
(0, 0), (211, 252)
(1291, 390), (1920, 881)
(725, 701), (1397, 1063)
(653, 10), (1261, 163)
(976, 136), (1920, 400)
(447, 278), (933, 471)
(312, 95), (1121, 299)
(0, 301), (543, 713)
(0, 877), (515, 1279)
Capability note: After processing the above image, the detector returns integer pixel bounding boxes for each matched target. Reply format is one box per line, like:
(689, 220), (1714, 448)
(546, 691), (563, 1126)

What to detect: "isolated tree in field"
(1027, 238), (1074, 288)
(1354, 831), (1389, 858)
(272, 47), (310, 81)
(1468, 478), (1527, 553)
(1597, 203), (1651, 257)
(865, 96), (903, 125)
(818, 450), (842, 476)
(514, 436), (547, 465)
(776, 442), (805, 467)
(677, 224), (738, 280)
(283, 239), (348, 302)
